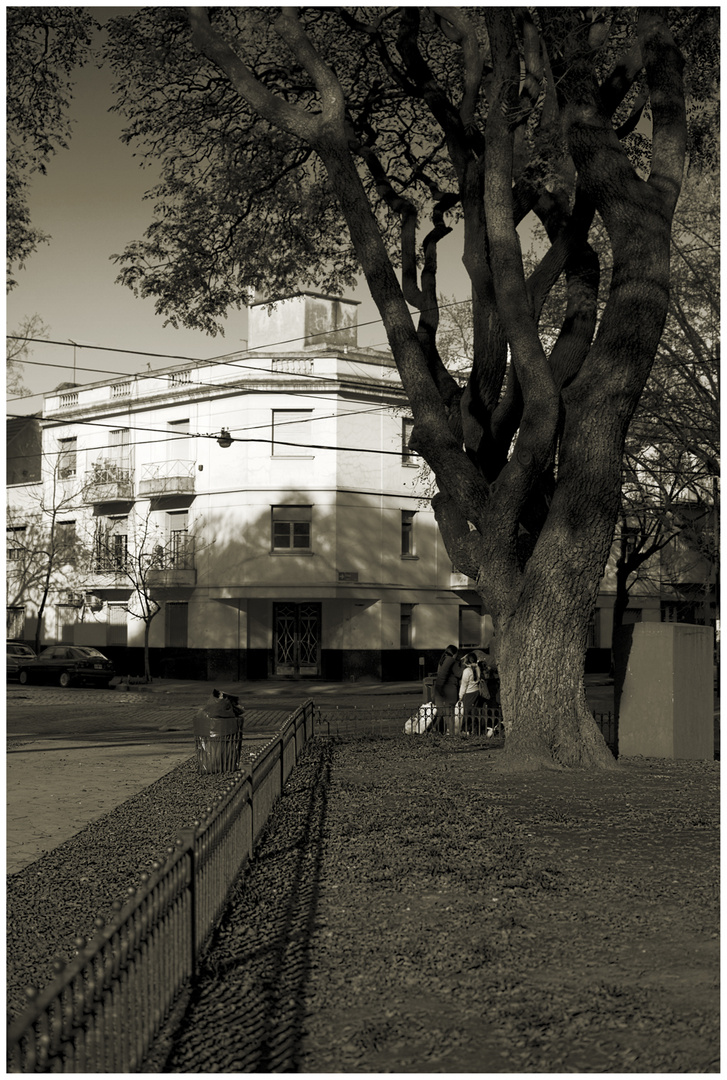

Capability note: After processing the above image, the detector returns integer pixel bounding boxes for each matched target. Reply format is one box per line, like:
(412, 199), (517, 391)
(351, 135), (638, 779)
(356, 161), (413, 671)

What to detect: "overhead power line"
(6, 296), (472, 399)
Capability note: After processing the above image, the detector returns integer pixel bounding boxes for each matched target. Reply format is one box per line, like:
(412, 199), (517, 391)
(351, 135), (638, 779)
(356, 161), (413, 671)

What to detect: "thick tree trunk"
(488, 404), (623, 771)
(496, 602), (616, 772)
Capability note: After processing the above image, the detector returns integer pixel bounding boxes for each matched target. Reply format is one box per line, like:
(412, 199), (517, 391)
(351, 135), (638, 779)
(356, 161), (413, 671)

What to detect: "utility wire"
(7, 390), (414, 462)
(6, 295), (471, 399)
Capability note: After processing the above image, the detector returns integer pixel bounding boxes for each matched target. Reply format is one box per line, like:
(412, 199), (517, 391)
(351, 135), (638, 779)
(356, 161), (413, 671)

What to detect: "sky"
(6, 8), (473, 415)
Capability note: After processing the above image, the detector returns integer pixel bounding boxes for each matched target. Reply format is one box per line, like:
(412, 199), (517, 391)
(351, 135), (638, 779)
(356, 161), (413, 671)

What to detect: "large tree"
(105, 7), (713, 769)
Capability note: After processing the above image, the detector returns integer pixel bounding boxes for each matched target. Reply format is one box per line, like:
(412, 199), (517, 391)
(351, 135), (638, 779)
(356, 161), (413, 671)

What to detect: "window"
(459, 606), (483, 650)
(167, 419), (191, 461)
(7, 525), (26, 561)
(167, 510), (192, 567)
(400, 603), (414, 648)
(58, 437), (77, 478)
(165, 601), (188, 647)
(272, 410), (313, 456)
(57, 521), (76, 564)
(621, 525), (639, 556)
(272, 505), (312, 551)
(402, 417), (418, 465)
(109, 429), (130, 469)
(401, 510), (416, 556)
(7, 606), (25, 639)
(107, 603), (128, 646)
(96, 517), (128, 571)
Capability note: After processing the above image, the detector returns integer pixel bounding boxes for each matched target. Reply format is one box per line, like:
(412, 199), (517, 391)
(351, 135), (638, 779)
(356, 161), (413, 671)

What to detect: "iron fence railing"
(6, 701), (316, 1074)
(314, 704), (617, 753)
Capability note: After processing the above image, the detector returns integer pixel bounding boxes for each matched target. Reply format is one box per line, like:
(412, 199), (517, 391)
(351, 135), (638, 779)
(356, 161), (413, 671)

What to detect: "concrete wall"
(614, 622), (714, 760)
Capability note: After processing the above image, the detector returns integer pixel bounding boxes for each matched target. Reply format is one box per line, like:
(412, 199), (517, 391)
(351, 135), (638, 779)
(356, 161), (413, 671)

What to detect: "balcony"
(85, 461), (133, 503)
(147, 537), (196, 588)
(138, 459), (195, 498)
(450, 570), (480, 604)
(87, 554), (131, 592)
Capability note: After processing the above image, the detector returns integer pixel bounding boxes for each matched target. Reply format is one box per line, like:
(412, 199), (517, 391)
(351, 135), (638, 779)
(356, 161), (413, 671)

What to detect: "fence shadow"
(159, 740), (333, 1072)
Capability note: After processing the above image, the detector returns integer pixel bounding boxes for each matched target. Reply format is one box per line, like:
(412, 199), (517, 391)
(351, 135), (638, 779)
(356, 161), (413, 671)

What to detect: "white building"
(9, 294), (488, 682)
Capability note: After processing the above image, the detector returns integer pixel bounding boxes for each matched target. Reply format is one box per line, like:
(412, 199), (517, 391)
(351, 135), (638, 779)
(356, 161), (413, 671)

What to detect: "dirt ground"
(162, 736), (719, 1074)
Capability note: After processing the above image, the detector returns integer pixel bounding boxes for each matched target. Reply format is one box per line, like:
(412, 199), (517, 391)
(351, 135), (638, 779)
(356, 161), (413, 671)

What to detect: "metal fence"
(314, 703), (617, 753)
(6, 701), (315, 1074)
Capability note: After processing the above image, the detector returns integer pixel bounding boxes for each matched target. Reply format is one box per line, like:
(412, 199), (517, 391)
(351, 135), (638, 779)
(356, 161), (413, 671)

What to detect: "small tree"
(89, 505), (202, 681)
(6, 451), (82, 653)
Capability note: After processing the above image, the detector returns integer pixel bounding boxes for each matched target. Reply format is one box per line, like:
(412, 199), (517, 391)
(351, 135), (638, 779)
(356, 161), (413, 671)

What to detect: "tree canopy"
(6, 6), (97, 290)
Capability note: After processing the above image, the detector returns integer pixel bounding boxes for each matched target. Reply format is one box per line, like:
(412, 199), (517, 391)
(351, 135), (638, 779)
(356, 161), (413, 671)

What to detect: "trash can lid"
(194, 710), (241, 736)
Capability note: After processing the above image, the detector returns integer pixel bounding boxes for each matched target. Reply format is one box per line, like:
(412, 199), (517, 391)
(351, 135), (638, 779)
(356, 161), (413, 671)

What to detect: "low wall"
(614, 622), (714, 760)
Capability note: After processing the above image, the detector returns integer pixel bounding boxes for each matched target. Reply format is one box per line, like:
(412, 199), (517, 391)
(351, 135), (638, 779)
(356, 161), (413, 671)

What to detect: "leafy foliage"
(6, 7), (97, 288)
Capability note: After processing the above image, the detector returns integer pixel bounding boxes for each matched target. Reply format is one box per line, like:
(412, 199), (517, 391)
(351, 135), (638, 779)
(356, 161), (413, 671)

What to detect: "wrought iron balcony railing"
(138, 459), (195, 497)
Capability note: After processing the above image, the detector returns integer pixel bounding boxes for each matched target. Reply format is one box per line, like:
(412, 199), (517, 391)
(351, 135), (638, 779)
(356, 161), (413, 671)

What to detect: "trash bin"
(423, 675), (436, 704)
(194, 690), (244, 774)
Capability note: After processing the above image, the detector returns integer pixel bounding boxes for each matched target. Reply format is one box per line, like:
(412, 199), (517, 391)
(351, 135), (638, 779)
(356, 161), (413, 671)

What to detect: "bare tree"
(6, 451), (82, 653)
(7, 314), (49, 398)
(612, 173), (719, 643)
(89, 505), (203, 682)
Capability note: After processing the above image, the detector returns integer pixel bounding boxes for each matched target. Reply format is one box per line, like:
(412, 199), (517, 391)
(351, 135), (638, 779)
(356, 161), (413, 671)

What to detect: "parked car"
(17, 646), (115, 688)
(7, 641), (38, 681)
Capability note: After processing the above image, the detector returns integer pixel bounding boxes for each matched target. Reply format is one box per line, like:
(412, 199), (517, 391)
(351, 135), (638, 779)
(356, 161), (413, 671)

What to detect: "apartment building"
(8, 294), (484, 681)
(8, 292), (716, 679)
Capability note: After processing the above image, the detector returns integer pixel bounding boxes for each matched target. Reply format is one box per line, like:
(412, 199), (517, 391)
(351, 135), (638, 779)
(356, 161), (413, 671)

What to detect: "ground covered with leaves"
(161, 735), (719, 1073)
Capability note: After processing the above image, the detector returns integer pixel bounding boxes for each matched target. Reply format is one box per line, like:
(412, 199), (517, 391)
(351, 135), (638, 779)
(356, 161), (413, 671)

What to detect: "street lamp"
(217, 429), (233, 449)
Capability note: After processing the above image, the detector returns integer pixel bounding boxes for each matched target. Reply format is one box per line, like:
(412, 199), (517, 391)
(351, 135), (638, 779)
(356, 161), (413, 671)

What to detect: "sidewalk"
(6, 733), (194, 875)
(114, 676), (426, 698)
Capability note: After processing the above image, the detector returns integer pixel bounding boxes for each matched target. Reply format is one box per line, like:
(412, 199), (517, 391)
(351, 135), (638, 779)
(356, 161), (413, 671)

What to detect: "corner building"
(35, 294), (480, 682)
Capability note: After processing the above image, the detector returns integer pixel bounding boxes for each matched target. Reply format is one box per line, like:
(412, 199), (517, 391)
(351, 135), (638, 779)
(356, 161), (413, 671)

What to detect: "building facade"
(7, 295), (487, 681)
(7, 294), (716, 680)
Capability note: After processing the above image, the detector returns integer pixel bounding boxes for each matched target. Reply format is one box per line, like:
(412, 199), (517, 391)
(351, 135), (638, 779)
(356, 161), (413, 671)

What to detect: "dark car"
(17, 645), (115, 688)
(7, 641), (37, 680)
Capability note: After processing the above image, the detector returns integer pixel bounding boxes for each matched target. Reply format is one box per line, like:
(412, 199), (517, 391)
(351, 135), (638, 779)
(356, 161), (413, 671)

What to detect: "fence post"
(175, 828), (197, 976)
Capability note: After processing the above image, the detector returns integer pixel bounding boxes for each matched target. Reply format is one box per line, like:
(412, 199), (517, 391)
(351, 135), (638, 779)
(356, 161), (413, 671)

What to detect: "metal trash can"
(422, 675), (436, 704)
(194, 690), (244, 774)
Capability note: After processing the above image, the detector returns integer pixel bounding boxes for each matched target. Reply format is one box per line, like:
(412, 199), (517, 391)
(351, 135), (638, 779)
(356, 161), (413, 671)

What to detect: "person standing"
(458, 652), (488, 733)
(433, 644), (462, 734)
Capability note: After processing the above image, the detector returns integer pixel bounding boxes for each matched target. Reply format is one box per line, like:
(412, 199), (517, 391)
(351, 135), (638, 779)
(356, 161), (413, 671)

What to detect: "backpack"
(473, 664), (490, 700)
